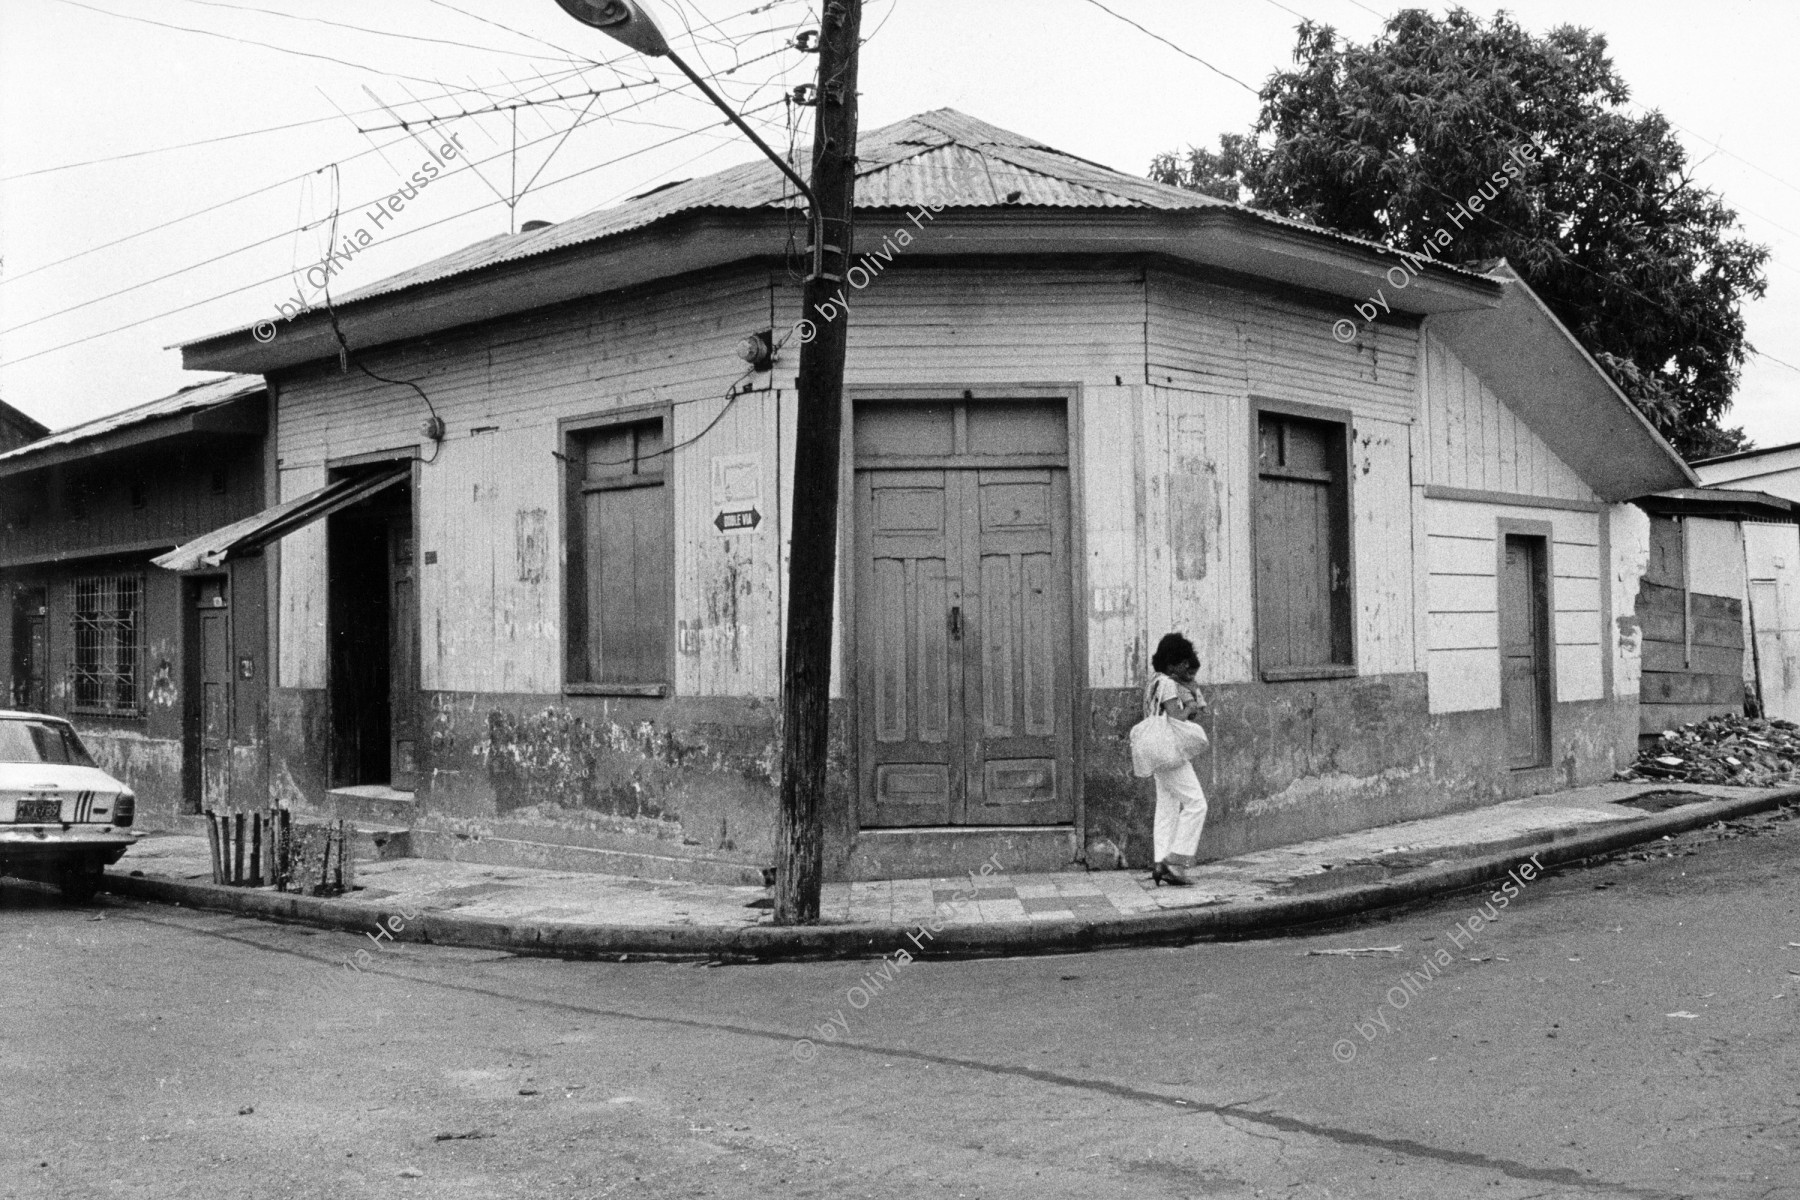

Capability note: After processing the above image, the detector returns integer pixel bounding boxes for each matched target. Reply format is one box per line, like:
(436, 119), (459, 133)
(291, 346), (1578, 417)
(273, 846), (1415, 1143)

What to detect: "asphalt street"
(4, 804), (1796, 1200)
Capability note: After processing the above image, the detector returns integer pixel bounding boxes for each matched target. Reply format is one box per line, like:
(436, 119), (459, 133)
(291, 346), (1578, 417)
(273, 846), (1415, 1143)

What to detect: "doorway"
(10, 586), (47, 712)
(1499, 531), (1552, 770)
(182, 576), (232, 813)
(854, 399), (1076, 828)
(326, 465), (416, 792)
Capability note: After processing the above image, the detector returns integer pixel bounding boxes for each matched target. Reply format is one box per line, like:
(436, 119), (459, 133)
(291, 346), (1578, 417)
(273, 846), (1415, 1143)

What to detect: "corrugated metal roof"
(191, 108), (1484, 349)
(0, 374), (263, 468)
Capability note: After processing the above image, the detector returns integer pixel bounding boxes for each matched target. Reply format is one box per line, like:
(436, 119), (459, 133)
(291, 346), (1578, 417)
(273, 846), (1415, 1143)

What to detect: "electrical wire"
(169, 0), (593, 64)
(1, 30), (811, 333)
(0, 59), (600, 185)
(1077, 0), (1257, 94)
(49, 0), (556, 95)
(0, 76), (665, 333)
(312, 164), (445, 466)
(0, 99), (794, 370)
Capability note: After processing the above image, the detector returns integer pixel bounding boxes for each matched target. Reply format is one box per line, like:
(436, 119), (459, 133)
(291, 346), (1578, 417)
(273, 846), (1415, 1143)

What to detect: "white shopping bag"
(1129, 713), (1210, 777)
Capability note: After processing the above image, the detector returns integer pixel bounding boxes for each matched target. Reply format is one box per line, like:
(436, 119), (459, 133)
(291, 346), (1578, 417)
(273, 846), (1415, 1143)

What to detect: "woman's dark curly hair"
(1151, 632), (1199, 674)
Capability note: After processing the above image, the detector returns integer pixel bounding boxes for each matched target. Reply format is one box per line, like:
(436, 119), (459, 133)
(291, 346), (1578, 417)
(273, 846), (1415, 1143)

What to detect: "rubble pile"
(1618, 714), (1800, 786)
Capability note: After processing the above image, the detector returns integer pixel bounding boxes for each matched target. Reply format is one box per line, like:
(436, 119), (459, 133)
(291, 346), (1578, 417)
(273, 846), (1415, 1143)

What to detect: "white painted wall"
(1743, 522), (1800, 720)
(1608, 502), (1652, 703)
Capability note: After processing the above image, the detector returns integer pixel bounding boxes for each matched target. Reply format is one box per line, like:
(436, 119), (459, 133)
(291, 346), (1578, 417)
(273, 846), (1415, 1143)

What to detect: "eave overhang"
(1426, 266), (1695, 502)
(0, 392), (265, 481)
(179, 207), (1504, 376)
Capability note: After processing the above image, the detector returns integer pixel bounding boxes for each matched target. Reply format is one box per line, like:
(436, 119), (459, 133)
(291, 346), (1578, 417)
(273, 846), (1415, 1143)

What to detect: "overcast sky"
(1, 0), (1794, 445)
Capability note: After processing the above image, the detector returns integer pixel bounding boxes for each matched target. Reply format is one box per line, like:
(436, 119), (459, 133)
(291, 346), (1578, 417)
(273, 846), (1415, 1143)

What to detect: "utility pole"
(776, 0), (863, 924)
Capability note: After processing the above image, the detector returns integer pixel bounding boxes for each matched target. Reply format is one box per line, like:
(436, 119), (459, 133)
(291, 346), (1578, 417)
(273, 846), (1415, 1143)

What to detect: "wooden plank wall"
(1424, 499), (1604, 713)
(1419, 332), (1606, 714)
(1420, 333), (1592, 500)
(1637, 515), (1747, 733)
(278, 267), (776, 697)
(277, 263), (1150, 701)
(1137, 268), (1422, 687)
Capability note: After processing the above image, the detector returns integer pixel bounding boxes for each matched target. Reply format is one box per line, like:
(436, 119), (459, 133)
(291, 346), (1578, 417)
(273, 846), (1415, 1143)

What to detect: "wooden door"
(389, 518), (419, 792)
(963, 469), (1072, 824)
(1500, 535), (1550, 769)
(12, 589), (47, 712)
(855, 401), (1074, 828)
(861, 469), (962, 825)
(183, 577), (232, 813)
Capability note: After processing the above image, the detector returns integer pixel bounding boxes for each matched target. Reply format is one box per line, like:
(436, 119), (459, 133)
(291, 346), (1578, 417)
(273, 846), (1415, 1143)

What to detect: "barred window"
(72, 575), (141, 715)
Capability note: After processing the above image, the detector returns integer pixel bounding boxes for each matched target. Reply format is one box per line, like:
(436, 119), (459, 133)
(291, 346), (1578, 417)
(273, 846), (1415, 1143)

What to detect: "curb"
(101, 787), (1800, 962)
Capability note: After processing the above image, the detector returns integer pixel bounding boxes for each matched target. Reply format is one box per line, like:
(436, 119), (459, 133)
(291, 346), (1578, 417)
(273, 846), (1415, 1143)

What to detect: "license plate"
(15, 798), (61, 823)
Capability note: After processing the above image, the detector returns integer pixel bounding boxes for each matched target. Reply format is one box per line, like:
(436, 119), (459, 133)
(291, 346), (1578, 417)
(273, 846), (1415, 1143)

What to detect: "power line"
(50, 0), (583, 99)
(0, 75), (697, 336)
(1662, 116), (1800, 200)
(169, 0), (594, 64)
(0, 99), (792, 370)
(1077, 0), (1258, 94)
(0, 60), (602, 184)
(0, 63), (609, 288)
(3, 2), (805, 283)
(1753, 349), (1800, 376)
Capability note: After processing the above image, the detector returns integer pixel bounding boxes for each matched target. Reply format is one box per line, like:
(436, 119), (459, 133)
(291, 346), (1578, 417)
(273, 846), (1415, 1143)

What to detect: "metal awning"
(152, 463), (410, 573)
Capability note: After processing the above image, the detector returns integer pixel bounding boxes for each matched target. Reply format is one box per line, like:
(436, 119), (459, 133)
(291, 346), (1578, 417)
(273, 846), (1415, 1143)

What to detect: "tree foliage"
(1150, 8), (1768, 460)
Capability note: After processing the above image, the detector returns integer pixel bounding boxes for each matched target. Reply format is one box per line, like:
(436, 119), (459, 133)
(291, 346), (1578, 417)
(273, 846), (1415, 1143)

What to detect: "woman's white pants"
(1152, 761), (1207, 866)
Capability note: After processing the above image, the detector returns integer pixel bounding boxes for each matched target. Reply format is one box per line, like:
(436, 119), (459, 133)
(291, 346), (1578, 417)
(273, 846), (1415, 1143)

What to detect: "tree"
(1150, 8), (1768, 461)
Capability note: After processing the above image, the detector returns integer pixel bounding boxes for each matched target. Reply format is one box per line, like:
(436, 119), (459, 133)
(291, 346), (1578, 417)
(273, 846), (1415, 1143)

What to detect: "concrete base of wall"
(844, 826), (1082, 881)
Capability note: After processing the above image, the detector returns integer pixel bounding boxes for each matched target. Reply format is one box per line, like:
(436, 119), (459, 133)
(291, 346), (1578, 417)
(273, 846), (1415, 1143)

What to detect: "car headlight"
(113, 791), (135, 828)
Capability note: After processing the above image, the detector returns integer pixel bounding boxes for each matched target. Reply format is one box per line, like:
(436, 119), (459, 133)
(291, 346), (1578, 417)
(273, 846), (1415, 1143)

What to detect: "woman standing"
(1144, 633), (1209, 886)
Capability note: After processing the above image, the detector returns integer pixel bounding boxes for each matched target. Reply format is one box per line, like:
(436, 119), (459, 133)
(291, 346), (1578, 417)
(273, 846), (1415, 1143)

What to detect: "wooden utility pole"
(775, 0), (863, 924)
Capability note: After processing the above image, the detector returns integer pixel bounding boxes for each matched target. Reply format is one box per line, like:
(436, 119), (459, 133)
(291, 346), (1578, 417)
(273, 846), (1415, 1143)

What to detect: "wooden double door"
(855, 401), (1075, 828)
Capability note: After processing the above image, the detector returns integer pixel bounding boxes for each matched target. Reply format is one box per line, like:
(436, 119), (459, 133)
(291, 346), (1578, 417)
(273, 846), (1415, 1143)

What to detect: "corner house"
(168, 110), (1692, 882)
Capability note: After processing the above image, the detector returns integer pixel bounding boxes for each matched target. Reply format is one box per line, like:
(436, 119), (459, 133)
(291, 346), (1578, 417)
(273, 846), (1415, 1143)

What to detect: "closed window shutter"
(573, 419), (669, 686)
(1255, 412), (1352, 675)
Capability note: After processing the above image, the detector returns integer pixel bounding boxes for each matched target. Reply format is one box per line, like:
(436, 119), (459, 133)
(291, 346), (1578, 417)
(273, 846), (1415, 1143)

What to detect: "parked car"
(0, 711), (136, 901)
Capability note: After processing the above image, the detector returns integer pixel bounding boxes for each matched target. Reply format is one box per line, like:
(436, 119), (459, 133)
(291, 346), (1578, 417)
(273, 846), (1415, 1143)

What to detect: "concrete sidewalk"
(100, 780), (1797, 960)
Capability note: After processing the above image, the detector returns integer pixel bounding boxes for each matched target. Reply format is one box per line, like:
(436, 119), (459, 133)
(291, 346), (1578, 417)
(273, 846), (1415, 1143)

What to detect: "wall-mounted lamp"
(737, 330), (774, 371)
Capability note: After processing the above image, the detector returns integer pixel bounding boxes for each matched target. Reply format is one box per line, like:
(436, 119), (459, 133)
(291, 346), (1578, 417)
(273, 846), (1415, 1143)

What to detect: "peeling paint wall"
(1083, 676), (1632, 868)
(1609, 503), (1652, 701)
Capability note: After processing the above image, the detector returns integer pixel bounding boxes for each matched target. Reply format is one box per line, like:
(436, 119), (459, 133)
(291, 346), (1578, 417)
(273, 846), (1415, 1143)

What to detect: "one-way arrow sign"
(715, 507), (761, 532)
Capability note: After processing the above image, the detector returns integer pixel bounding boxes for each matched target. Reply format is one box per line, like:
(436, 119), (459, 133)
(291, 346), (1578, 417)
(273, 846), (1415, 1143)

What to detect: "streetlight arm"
(663, 48), (814, 206)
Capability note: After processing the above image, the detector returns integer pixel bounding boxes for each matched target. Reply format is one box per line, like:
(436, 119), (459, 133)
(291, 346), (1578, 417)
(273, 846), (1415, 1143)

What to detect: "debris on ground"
(1303, 945), (1402, 957)
(1616, 714), (1800, 786)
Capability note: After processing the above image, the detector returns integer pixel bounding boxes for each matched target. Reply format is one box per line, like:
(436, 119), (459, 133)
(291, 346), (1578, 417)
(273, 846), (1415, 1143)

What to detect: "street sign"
(715, 507), (761, 532)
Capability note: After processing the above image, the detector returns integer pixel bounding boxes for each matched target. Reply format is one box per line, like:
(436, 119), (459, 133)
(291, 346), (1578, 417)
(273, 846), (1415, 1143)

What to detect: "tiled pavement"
(116, 780), (1777, 931)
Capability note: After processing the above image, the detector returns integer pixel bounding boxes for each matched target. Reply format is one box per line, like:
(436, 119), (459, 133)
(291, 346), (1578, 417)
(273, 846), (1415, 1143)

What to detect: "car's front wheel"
(56, 859), (104, 903)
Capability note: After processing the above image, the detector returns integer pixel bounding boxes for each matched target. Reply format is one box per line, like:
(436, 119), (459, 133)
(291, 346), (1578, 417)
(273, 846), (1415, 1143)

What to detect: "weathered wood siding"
(277, 263), (1149, 702)
(1637, 514), (1747, 732)
(277, 267), (775, 697)
(1128, 268), (1421, 687)
(1419, 333), (1592, 500)
(1424, 499), (1604, 712)
(1420, 333), (1606, 714)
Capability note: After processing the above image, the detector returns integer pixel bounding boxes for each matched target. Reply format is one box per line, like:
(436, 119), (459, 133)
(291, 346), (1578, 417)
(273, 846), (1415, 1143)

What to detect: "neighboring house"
(1686, 444), (1800, 722)
(1627, 488), (1797, 732)
(170, 109), (1691, 882)
(0, 377), (269, 827)
(0, 401), (49, 453)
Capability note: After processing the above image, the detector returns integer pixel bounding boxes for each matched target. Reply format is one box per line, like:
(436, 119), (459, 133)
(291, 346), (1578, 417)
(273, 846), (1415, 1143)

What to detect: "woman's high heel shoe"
(1150, 862), (1192, 887)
